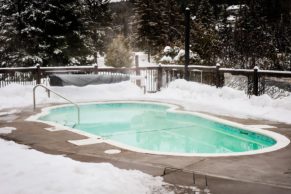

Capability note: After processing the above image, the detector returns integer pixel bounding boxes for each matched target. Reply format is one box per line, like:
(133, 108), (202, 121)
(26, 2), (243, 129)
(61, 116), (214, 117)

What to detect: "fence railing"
(1, 64), (291, 96)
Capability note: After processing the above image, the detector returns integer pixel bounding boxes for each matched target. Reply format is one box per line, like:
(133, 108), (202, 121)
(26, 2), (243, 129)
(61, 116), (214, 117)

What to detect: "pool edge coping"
(26, 100), (290, 157)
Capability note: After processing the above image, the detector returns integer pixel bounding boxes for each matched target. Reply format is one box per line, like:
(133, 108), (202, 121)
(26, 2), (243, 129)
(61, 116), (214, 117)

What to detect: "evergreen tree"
(105, 35), (133, 67)
(162, 0), (184, 44)
(39, 0), (90, 66)
(234, 0), (275, 68)
(0, 0), (38, 67)
(0, 0), (15, 67)
(132, 0), (167, 54)
(190, 22), (221, 65)
(190, 0), (220, 65)
(0, 0), (91, 67)
(196, 0), (215, 28)
(81, 0), (111, 64)
(218, 5), (237, 67)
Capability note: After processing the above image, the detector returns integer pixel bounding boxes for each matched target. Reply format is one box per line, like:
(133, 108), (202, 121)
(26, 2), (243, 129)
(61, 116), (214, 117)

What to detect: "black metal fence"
(1, 64), (291, 96)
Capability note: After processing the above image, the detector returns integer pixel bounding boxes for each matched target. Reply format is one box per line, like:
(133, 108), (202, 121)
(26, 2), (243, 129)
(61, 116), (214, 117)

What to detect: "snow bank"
(0, 81), (143, 110)
(0, 127), (16, 134)
(150, 80), (291, 124)
(1, 79), (290, 124)
(0, 139), (170, 194)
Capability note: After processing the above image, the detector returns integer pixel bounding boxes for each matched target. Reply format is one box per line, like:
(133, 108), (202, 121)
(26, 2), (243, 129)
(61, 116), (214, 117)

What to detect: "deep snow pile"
(224, 74), (290, 99)
(0, 79), (291, 124)
(0, 81), (143, 110)
(0, 137), (169, 194)
(150, 79), (291, 124)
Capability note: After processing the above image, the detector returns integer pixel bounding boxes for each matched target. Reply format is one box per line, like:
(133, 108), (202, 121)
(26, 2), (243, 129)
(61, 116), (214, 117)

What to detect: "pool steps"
(68, 138), (103, 146)
(33, 84), (80, 124)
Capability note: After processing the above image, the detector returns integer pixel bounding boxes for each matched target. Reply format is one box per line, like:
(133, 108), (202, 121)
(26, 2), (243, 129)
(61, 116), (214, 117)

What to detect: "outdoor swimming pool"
(36, 102), (289, 156)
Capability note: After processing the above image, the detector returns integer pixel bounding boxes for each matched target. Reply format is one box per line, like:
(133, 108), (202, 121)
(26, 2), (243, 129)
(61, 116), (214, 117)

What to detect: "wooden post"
(36, 64), (41, 84)
(94, 64), (98, 74)
(166, 70), (169, 85)
(215, 63), (220, 88)
(184, 7), (190, 81)
(157, 65), (163, 91)
(253, 66), (259, 96)
(135, 55), (141, 87)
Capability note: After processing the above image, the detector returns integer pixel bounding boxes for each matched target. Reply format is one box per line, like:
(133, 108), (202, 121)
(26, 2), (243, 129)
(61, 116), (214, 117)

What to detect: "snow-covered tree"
(0, 0), (35, 67)
(162, 0), (184, 44)
(81, 0), (112, 64)
(190, 0), (220, 65)
(234, 0), (275, 69)
(132, 0), (188, 56)
(132, 0), (167, 54)
(105, 35), (133, 67)
(0, 0), (91, 67)
(196, 0), (215, 28)
(39, 0), (90, 66)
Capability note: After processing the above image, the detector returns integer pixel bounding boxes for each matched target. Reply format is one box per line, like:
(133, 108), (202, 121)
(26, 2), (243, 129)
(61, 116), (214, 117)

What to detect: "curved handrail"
(33, 84), (80, 124)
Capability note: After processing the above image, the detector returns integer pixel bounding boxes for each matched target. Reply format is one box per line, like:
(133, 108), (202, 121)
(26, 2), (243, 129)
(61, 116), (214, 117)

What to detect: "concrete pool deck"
(1, 104), (291, 194)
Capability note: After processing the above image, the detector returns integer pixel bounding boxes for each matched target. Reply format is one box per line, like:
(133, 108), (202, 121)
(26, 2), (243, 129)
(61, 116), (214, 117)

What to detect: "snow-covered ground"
(0, 136), (169, 194)
(1, 79), (291, 193)
(1, 79), (290, 124)
(149, 79), (291, 124)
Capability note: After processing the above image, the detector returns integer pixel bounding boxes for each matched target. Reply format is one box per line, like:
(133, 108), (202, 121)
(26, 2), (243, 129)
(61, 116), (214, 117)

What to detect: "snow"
(226, 5), (247, 11)
(98, 52), (156, 68)
(0, 127), (16, 134)
(227, 15), (236, 22)
(149, 80), (291, 124)
(1, 79), (291, 193)
(109, 0), (122, 3)
(173, 49), (199, 62)
(163, 46), (173, 53)
(0, 80), (291, 124)
(160, 55), (173, 63)
(22, 55), (43, 63)
(0, 81), (143, 110)
(69, 57), (80, 65)
(0, 139), (170, 194)
(54, 49), (62, 54)
(134, 52), (156, 67)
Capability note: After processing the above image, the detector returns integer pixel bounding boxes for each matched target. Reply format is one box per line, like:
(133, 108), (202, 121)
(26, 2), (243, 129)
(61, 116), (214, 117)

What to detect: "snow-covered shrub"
(160, 55), (173, 63)
(158, 45), (201, 65)
(21, 56), (43, 66)
(173, 49), (200, 63)
(159, 46), (175, 64)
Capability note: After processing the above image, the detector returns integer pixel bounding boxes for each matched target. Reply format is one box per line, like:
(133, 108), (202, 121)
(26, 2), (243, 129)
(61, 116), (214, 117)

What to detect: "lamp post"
(184, 7), (190, 81)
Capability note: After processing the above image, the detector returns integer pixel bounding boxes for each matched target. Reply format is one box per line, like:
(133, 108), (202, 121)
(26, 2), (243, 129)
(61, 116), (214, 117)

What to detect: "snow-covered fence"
(0, 65), (159, 93)
(160, 65), (291, 96)
(1, 65), (291, 96)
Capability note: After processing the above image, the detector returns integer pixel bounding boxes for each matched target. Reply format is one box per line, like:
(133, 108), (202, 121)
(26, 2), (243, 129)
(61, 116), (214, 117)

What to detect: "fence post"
(36, 64), (41, 84)
(157, 65), (163, 91)
(253, 66), (259, 96)
(215, 63), (220, 88)
(135, 55), (141, 87)
(94, 64), (98, 74)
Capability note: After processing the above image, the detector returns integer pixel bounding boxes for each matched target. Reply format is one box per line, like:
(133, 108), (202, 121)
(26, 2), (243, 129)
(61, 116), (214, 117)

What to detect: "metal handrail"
(33, 84), (80, 124)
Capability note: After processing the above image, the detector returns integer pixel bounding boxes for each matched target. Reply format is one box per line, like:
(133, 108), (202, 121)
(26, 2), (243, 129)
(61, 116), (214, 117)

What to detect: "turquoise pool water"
(39, 103), (276, 154)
